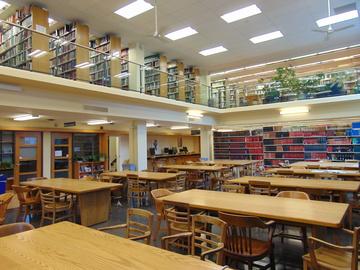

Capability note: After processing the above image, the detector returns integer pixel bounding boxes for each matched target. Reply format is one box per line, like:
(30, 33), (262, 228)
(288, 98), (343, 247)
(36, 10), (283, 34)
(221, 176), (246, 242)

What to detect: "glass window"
(73, 133), (99, 162)
(21, 136), (37, 145)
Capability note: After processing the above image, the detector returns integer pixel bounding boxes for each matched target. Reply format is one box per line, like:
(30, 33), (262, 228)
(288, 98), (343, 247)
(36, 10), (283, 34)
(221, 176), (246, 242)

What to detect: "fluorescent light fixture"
(146, 122), (158, 128)
(13, 114), (40, 121)
(221, 4), (262, 23)
(217, 129), (233, 132)
(0, 1), (9, 9)
(165, 27), (198, 41)
(114, 0), (153, 19)
(114, 72), (130, 78)
(199, 46), (228, 56)
(280, 106), (309, 115)
(87, 120), (113, 125)
(48, 17), (56, 25)
(28, 49), (47, 58)
(112, 51), (120, 57)
(75, 62), (95, 69)
(170, 125), (189, 130)
(187, 110), (203, 120)
(250, 31), (283, 44)
(316, 10), (359, 27)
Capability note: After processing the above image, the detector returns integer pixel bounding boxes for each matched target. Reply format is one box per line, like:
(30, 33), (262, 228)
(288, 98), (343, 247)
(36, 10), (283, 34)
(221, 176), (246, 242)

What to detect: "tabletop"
(229, 176), (360, 192)
(23, 178), (121, 194)
(102, 171), (179, 181)
(267, 168), (360, 177)
(160, 164), (226, 171)
(162, 189), (349, 228)
(197, 160), (259, 166)
(291, 161), (359, 169)
(0, 222), (223, 270)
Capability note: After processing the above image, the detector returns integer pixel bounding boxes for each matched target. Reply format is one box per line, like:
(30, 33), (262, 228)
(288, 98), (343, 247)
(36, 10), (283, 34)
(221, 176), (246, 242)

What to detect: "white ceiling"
(8, 0), (360, 74)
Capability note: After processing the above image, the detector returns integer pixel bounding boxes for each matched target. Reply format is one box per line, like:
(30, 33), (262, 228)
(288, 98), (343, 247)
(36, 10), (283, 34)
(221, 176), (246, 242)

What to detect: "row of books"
(50, 50), (76, 67)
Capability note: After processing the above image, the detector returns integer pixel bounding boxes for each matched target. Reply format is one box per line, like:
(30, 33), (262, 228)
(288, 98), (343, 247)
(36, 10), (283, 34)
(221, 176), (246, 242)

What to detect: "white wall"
(42, 132), (51, 178)
(147, 135), (200, 155)
(118, 135), (129, 170)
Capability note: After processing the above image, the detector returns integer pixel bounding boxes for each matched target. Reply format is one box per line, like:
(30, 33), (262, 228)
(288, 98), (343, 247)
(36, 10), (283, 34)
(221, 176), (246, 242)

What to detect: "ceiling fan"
(313, 0), (354, 40)
(147, 0), (168, 42)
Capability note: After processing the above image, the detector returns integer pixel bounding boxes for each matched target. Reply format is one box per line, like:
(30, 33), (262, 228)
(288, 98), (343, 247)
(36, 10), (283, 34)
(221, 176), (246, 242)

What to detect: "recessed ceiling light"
(13, 114), (40, 121)
(199, 46), (228, 56)
(87, 120), (113, 125)
(280, 106), (309, 115)
(221, 4), (262, 23)
(316, 10), (358, 27)
(146, 122), (158, 127)
(0, 1), (9, 10)
(217, 129), (233, 132)
(187, 110), (203, 120)
(250, 31), (284, 44)
(170, 125), (189, 130)
(114, 0), (154, 19)
(165, 27), (198, 41)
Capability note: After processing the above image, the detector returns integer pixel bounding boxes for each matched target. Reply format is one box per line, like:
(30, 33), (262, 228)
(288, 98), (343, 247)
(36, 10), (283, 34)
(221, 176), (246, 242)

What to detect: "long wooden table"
(0, 222), (222, 270)
(23, 179), (121, 226)
(196, 160), (261, 176)
(267, 168), (360, 179)
(102, 171), (179, 182)
(159, 164), (226, 172)
(163, 189), (349, 228)
(229, 176), (360, 201)
(291, 161), (359, 170)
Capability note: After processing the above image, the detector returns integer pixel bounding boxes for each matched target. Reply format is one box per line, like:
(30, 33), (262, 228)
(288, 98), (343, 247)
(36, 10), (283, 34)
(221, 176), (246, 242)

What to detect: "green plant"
(272, 67), (302, 94)
(99, 153), (107, 161)
(0, 161), (12, 170)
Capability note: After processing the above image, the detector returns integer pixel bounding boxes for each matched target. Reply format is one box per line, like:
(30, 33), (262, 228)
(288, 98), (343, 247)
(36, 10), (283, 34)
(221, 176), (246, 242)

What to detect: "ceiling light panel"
(87, 120), (113, 125)
(250, 31), (284, 44)
(114, 0), (154, 19)
(165, 27), (198, 41)
(0, 1), (9, 10)
(199, 46), (228, 56)
(170, 126), (189, 130)
(280, 106), (309, 115)
(221, 4), (262, 23)
(13, 114), (40, 121)
(316, 10), (359, 27)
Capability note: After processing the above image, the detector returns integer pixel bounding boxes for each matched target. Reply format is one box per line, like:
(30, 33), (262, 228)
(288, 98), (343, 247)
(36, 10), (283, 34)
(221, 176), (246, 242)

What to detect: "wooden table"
(291, 161), (359, 170)
(159, 164), (226, 172)
(102, 171), (179, 182)
(0, 222), (223, 270)
(23, 178), (121, 226)
(163, 189), (349, 228)
(229, 176), (360, 201)
(267, 168), (360, 180)
(196, 160), (261, 176)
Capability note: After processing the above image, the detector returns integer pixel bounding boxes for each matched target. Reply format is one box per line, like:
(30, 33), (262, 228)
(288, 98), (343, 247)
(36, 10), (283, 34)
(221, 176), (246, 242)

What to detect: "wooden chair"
(0, 222), (34, 238)
(275, 169), (294, 177)
(222, 182), (245, 193)
(303, 227), (360, 270)
(99, 208), (153, 245)
(275, 191), (310, 252)
(127, 174), (150, 207)
(0, 193), (14, 225)
(168, 173), (186, 192)
(249, 180), (277, 196)
(150, 188), (174, 240)
(12, 185), (41, 222)
(219, 212), (276, 270)
(187, 171), (206, 189)
(39, 190), (75, 226)
(27, 177), (48, 181)
(307, 165), (320, 169)
(100, 173), (123, 206)
(162, 214), (226, 265)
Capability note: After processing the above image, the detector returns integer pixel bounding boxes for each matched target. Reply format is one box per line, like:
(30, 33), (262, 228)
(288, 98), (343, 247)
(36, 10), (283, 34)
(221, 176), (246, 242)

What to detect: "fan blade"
(312, 29), (329, 33)
(333, 25), (354, 32)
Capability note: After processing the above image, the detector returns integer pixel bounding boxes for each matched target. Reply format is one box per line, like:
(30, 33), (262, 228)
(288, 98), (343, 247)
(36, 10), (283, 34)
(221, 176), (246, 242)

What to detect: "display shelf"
(73, 161), (105, 179)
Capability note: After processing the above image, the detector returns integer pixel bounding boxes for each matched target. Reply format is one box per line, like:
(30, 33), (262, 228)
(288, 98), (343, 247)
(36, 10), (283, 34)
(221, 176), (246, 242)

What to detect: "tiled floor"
(4, 200), (357, 270)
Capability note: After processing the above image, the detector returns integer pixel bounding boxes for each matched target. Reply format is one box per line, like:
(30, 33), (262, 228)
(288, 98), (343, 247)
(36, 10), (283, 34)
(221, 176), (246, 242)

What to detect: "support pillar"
(129, 121), (147, 171)
(128, 42), (145, 92)
(200, 127), (213, 161)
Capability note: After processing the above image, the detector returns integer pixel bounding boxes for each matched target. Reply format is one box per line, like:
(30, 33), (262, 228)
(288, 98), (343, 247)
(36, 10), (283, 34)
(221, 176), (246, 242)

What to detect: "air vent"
(83, 105), (108, 113)
(334, 3), (357, 14)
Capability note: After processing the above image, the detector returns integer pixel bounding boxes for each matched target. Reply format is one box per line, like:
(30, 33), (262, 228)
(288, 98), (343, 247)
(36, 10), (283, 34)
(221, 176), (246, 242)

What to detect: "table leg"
(78, 189), (111, 226)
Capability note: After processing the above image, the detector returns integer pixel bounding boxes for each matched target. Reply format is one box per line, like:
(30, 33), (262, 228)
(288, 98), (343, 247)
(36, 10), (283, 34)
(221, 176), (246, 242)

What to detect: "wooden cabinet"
(52, 133), (72, 178)
(73, 161), (105, 179)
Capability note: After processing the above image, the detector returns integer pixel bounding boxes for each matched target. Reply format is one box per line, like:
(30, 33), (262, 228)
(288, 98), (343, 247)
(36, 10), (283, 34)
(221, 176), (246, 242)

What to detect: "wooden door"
(52, 133), (72, 178)
(14, 132), (42, 185)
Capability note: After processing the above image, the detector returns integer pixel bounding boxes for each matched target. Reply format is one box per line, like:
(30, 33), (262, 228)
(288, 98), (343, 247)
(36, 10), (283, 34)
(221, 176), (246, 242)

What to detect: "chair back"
(0, 193), (14, 224)
(82, 175), (97, 181)
(27, 177), (47, 181)
(0, 222), (34, 237)
(221, 168), (234, 180)
(12, 185), (33, 203)
(99, 174), (113, 183)
(175, 173), (186, 191)
(39, 190), (56, 206)
(126, 208), (153, 244)
(151, 189), (174, 214)
(191, 214), (226, 264)
(318, 173), (337, 180)
(166, 169), (178, 173)
(127, 174), (141, 189)
(249, 180), (272, 195)
(164, 202), (192, 234)
(219, 212), (274, 256)
(276, 169), (294, 176)
(307, 165), (320, 169)
(222, 183), (245, 193)
(276, 191), (310, 200)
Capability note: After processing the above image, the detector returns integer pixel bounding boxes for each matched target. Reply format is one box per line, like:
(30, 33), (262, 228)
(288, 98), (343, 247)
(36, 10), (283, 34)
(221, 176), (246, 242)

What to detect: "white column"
(128, 42), (145, 92)
(200, 127), (213, 161)
(128, 121), (147, 171)
(42, 132), (51, 178)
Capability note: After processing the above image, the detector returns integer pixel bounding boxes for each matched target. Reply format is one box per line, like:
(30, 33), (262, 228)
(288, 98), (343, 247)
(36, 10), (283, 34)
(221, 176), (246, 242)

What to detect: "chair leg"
(248, 261), (253, 270)
(303, 259), (308, 270)
(24, 206), (30, 222)
(270, 249), (275, 270)
(153, 215), (162, 241)
(40, 212), (44, 227)
(301, 226), (308, 252)
(281, 224), (285, 243)
(16, 205), (23, 222)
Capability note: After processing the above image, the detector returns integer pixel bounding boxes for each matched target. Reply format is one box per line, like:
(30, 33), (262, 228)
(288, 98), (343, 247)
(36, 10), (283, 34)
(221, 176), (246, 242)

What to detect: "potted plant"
(99, 153), (107, 162)
(261, 79), (280, 104)
(272, 67), (301, 102)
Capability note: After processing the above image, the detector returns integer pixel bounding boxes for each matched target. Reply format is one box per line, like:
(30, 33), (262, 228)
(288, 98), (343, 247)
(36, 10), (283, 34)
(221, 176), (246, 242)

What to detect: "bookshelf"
(51, 133), (72, 178)
(228, 84), (239, 107)
(0, 5), (49, 73)
(73, 161), (105, 179)
(0, 131), (14, 180)
(184, 66), (200, 103)
(214, 130), (263, 160)
(210, 80), (227, 108)
(89, 34), (121, 87)
(120, 48), (129, 89)
(144, 54), (168, 97)
(49, 22), (89, 81)
(167, 61), (185, 101)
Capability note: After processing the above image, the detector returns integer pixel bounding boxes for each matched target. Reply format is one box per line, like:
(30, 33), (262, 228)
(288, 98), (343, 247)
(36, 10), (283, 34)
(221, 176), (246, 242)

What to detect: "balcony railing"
(0, 20), (359, 109)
